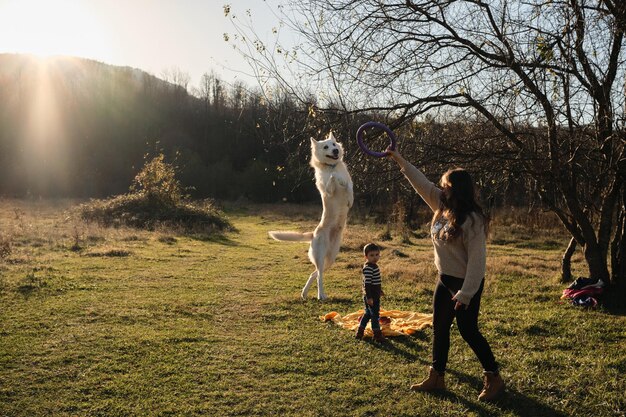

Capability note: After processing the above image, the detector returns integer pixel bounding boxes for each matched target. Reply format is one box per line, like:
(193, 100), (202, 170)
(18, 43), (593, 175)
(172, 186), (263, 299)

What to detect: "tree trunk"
(561, 237), (577, 282)
(584, 242), (611, 283)
(611, 209), (625, 284)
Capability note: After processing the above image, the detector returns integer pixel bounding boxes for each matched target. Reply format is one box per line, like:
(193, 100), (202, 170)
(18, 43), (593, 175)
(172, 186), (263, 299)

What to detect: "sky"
(0, 0), (290, 89)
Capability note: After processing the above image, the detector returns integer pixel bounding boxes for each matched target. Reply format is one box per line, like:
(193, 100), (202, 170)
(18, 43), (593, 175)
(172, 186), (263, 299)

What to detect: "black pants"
(432, 274), (498, 373)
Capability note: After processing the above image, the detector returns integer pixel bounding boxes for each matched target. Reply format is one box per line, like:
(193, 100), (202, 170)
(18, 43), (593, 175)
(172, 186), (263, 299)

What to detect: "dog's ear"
(327, 131), (336, 141)
(310, 137), (318, 146)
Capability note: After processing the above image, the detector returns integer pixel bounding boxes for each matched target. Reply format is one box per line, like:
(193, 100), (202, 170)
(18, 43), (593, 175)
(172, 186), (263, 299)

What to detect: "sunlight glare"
(0, 0), (112, 60)
(21, 57), (72, 193)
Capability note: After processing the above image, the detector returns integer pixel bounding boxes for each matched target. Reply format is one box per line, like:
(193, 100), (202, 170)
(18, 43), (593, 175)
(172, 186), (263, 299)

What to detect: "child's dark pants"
(432, 274), (498, 373)
(359, 296), (380, 330)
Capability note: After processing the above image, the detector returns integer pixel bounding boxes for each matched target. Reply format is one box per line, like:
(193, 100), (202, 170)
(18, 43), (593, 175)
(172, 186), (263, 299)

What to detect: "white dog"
(269, 132), (354, 300)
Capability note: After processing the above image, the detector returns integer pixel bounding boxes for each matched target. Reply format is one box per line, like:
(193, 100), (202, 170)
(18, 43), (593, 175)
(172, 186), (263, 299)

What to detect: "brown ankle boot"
(410, 367), (445, 391)
(373, 329), (386, 343)
(478, 371), (505, 402)
(355, 327), (365, 340)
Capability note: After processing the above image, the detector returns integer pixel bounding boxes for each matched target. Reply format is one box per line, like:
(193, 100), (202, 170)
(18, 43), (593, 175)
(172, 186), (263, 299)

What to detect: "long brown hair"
(432, 168), (489, 240)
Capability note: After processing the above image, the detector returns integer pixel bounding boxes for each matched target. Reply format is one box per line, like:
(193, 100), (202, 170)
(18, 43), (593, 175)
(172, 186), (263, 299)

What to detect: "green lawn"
(1, 200), (625, 416)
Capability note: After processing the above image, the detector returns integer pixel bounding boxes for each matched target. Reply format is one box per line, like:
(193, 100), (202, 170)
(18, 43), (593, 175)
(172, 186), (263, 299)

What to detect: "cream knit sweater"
(400, 161), (487, 306)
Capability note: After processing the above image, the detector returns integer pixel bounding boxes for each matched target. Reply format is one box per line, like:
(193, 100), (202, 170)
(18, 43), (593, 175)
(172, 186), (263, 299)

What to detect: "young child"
(355, 243), (386, 342)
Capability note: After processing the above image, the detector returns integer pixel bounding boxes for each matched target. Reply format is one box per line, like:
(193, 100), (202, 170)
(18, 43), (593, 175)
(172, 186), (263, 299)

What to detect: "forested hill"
(0, 54), (317, 201)
(0, 54), (530, 209)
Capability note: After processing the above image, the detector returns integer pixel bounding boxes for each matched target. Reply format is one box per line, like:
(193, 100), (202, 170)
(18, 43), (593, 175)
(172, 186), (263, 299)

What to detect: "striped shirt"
(363, 262), (382, 299)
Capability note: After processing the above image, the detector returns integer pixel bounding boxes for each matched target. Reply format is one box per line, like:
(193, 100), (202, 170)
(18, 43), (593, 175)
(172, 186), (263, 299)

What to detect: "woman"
(386, 148), (505, 402)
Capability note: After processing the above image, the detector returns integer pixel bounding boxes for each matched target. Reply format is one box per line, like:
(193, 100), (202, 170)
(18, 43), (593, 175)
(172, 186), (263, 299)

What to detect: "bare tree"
(234, 0), (625, 284)
(160, 67), (191, 93)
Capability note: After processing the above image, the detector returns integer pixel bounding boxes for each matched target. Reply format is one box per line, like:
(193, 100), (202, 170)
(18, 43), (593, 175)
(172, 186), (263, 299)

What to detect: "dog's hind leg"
(317, 230), (343, 300)
(316, 268), (327, 300)
(307, 236), (327, 300)
(301, 270), (318, 300)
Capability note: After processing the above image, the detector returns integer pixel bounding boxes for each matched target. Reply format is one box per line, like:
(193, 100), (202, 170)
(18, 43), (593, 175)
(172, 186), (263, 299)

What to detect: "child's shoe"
(355, 327), (365, 340)
(373, 329), (386, 343)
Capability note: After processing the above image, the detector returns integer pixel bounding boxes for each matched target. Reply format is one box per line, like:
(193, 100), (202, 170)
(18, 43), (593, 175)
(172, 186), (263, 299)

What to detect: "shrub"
(0, 234), (11, 259)
(130, 154), (183, 206)
(79, 154), (232, 233)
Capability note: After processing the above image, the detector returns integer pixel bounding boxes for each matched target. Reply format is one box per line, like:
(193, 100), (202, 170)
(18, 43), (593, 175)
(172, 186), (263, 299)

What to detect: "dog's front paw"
(337, 178), (347, 187)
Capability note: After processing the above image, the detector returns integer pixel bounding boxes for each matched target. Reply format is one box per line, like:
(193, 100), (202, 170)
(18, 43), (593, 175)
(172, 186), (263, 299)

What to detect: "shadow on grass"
(282, 296), (356, 307)
(361, 334), (430, 362)
(16, 272), (47, 298)
(324, 296), (357, 306)
(495, 388), (570, 417)
(414, 387), (569, 417)
(187, 232), (239, 246)
(17, 285), (40, 298)
(601, 283), (626, 316)
(367, 341), (569, 417)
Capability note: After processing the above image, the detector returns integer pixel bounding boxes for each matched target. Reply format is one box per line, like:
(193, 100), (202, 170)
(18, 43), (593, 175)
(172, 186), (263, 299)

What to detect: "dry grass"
(0, 199), (623, 417)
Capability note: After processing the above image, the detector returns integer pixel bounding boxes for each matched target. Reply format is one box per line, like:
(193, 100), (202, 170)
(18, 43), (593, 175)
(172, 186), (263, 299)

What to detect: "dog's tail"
(268, 231), (314, 242)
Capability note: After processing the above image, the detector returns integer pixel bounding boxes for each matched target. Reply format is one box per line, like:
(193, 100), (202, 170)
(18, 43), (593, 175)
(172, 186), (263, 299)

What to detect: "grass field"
(1, 199), (625, 416)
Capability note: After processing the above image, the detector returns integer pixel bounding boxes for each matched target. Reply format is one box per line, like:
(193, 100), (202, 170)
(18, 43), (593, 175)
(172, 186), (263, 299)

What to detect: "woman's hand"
(454, 300), (468, 311)
(385, 146), (405, 165)
(452, 294), (469, 310)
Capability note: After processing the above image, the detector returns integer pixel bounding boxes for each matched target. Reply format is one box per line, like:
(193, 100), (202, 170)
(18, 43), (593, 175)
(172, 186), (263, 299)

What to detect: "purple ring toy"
(356, 122), (397, 158)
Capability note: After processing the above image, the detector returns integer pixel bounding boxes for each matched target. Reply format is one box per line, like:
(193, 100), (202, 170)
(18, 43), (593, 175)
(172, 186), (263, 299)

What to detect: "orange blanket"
(321, 309), (433, 337)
